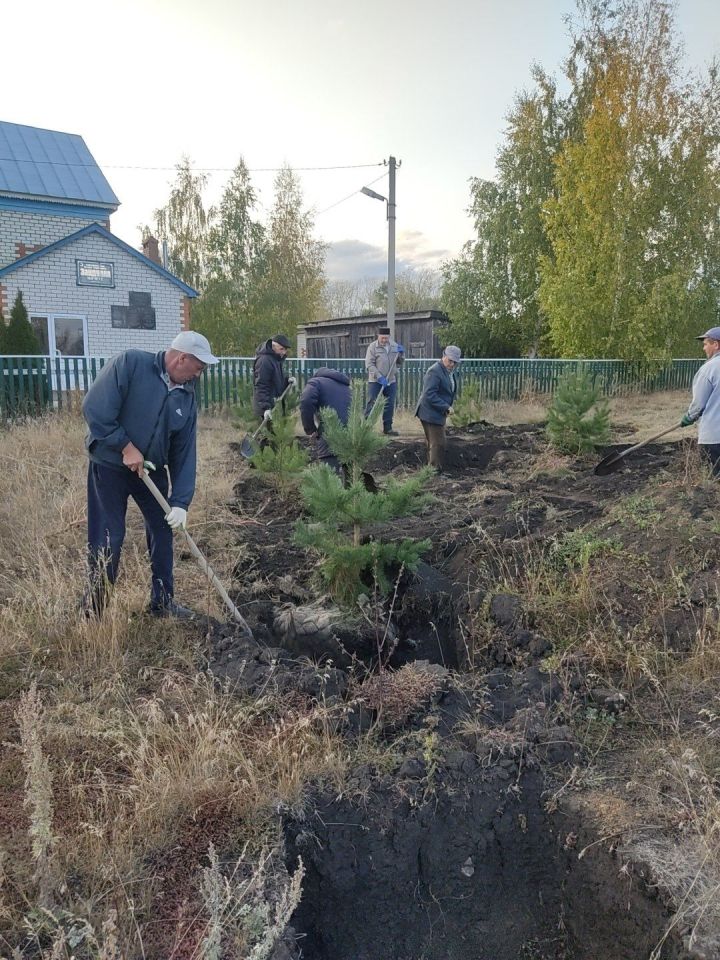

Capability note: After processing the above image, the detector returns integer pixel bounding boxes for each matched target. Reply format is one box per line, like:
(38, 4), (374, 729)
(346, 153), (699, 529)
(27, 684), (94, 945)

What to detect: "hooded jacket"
(82, 350), (198, 509)
(415, 361), (457, 426)
(252, 340), (289, 416)
(299, 367), (351, 461)
(299, 367), (351, 434)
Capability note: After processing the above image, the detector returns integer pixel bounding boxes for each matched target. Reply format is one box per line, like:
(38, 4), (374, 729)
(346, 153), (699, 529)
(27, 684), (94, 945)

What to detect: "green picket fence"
(0, 355), (705, 419)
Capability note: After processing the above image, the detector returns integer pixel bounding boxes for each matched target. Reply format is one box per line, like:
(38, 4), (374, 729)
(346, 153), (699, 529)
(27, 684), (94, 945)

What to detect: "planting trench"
(210, 425), (710, 960)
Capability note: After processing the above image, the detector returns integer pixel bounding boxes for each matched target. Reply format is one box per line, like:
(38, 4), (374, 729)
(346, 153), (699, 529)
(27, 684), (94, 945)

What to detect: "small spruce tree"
(295, 391), (433, 604)
(250, 398), (308, 493)
(4, 292), (41, 355)
(546, 366), (611, 455)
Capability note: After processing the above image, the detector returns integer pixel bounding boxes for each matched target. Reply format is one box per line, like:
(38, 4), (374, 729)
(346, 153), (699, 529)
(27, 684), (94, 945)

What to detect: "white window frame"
(32, 313), (89, 357)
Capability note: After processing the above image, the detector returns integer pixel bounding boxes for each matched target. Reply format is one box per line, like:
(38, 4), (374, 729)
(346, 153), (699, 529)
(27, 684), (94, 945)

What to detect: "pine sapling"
(295, 391), (433, 603)
(250, 397), (308, 493)
(546, 366), (611, 455)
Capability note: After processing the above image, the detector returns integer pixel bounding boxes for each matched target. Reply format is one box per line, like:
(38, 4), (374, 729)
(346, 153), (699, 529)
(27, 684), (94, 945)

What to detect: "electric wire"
(0, 158), (385, 173)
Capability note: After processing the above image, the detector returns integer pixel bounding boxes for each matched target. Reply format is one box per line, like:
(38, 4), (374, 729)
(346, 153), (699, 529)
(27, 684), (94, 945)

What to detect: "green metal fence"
(0, 355), (705, 419)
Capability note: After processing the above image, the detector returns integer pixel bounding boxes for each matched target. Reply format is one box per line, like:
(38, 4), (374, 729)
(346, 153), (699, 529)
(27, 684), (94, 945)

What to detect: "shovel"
(141, 461), (253, 638)
(593, 422), (683, 476)
(240, 381), (295, 459)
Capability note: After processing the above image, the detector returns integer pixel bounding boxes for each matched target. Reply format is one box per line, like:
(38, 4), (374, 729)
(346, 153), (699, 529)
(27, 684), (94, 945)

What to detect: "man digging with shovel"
(679, 325), (720, 476)
(81, 331), (218, 619)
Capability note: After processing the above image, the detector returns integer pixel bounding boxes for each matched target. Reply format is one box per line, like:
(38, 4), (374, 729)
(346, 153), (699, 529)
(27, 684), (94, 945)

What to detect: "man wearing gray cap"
(415, 345), (462, 471)
(81, 330), (218, 618)
(681, 326), (720, 475)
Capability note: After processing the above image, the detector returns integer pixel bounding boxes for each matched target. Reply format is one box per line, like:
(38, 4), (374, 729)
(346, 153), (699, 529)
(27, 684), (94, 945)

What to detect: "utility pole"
(361, 156), (400, 340)
(386, 155), (397, 342)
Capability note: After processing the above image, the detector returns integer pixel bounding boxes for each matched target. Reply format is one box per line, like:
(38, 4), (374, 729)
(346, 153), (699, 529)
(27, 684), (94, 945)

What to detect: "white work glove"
(447, 407), (454, 416)
(263, 409), (273, 422)
(165, 507), (187, 530)
(288, 376), (297, 386)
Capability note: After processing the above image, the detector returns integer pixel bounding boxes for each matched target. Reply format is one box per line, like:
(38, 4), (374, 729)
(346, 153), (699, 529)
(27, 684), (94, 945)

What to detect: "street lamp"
(361, 155), (398, 340)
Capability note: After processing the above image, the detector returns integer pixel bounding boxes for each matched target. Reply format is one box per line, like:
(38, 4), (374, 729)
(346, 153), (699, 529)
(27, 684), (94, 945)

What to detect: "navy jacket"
(300, 368), (351, 461)
(299, 368), (351, 434)
(82, 350), (198, 509)
(252, 340), (289, 416)
(415, 361), (457, 425)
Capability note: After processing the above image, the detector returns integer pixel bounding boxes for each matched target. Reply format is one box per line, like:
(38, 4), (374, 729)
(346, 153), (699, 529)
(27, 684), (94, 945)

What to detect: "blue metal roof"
(0, 223), (198, 297)
(0, 122), (119, 208)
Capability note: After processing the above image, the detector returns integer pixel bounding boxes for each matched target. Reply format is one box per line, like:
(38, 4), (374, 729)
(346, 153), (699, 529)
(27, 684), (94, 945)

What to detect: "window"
(359, 335), (375, 346)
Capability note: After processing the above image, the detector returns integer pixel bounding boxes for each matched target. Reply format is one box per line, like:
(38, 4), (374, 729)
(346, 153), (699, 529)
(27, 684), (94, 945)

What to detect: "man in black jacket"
(252, 334), (296, 422)
(299, 367), (351, 474)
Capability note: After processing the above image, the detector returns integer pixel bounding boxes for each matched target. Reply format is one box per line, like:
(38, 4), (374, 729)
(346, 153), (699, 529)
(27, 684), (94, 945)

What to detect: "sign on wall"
(76, 259), (114, 287)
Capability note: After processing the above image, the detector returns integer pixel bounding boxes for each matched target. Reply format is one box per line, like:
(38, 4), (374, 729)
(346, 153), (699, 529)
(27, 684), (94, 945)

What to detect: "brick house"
(0, 121), (197, 357)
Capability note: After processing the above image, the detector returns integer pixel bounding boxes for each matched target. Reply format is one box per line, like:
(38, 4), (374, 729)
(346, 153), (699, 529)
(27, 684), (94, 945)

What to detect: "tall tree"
(206, 158), (266, 290)
(194, 158), (269, 354)
(539, 0), (720, 360)
(256, 165), (326, 339)
(440, 251), (516, 356)
(441, 67), (569, 356)
(152, 157), (209, 291)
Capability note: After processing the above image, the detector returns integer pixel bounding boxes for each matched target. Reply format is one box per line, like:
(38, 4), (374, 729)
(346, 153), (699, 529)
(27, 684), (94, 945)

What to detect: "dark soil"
(205, 424), (717, 959)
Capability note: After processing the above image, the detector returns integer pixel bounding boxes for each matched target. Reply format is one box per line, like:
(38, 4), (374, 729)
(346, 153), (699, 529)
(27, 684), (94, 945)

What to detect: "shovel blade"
(593, 448), (629, 476)
(240, 434), (258, 459)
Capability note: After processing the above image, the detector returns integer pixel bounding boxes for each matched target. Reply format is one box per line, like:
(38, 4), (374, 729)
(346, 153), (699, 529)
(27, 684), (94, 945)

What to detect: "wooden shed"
(297, 310), (449, 359)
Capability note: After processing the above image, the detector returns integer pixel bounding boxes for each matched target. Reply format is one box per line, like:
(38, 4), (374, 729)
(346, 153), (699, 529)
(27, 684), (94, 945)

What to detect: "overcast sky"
(4, 0), (718, 281)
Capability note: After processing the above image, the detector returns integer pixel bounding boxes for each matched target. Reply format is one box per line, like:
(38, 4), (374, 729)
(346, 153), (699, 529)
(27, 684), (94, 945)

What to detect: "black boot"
(149, 599), (198, 620)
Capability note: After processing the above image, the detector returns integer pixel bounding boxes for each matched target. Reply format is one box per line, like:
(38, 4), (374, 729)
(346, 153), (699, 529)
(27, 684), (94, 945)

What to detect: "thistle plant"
(295, 392), (433, 603)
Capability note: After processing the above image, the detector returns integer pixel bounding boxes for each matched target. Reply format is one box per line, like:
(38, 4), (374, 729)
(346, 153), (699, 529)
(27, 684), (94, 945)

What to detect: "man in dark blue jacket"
(299, 367), (351, 474)
(252, 334), (296, 422)
(81, 331), (218, 618)
(415, 345), (462, 471)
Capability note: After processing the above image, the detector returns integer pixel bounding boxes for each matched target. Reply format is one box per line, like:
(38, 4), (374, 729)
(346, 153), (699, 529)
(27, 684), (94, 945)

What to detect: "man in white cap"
(414, 345), (462, 471)
(681, 326), (720, 475)
(81, 331), (218, 618)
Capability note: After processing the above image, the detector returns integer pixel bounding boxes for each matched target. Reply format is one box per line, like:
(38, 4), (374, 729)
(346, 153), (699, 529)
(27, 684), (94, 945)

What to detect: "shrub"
(546, 367), (610, 455)
(3, 291), (42, 355)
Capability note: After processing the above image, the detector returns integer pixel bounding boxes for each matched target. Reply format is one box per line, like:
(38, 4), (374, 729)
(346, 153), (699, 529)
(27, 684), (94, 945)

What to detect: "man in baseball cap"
(414, 345), (462, 471)
(170, 330), (219, 365)
(81, 330), (218, 619)
(680, 326), (720, 475)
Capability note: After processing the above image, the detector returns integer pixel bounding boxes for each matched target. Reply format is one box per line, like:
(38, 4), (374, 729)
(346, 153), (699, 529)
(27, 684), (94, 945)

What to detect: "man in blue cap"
(81, 330), (218, 618)
(681, 326), (720, 475)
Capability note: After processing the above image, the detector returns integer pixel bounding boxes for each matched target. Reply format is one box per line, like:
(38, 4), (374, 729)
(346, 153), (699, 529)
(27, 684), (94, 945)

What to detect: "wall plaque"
(76, 259), (114, 287)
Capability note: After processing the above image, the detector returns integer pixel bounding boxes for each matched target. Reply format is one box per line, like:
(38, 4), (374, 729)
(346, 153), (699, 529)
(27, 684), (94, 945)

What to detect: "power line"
(315, 171), (388, 217)
(0, 157), (385, 173)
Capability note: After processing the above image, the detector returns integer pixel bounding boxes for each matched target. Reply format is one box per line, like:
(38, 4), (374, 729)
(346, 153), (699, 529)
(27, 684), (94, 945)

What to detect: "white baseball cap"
(170, 331), (219, 364)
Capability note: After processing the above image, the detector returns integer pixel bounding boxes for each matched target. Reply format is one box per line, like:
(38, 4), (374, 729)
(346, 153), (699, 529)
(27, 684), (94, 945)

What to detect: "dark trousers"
(421, 420), (447, 470)
(364, 380), (397, 431)
(700, 444), (720, 477)
(86, 462), (174, 613)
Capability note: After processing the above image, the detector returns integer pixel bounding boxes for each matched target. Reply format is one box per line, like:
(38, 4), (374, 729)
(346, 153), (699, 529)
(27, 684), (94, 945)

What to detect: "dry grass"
(0, 409), (356, 956)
